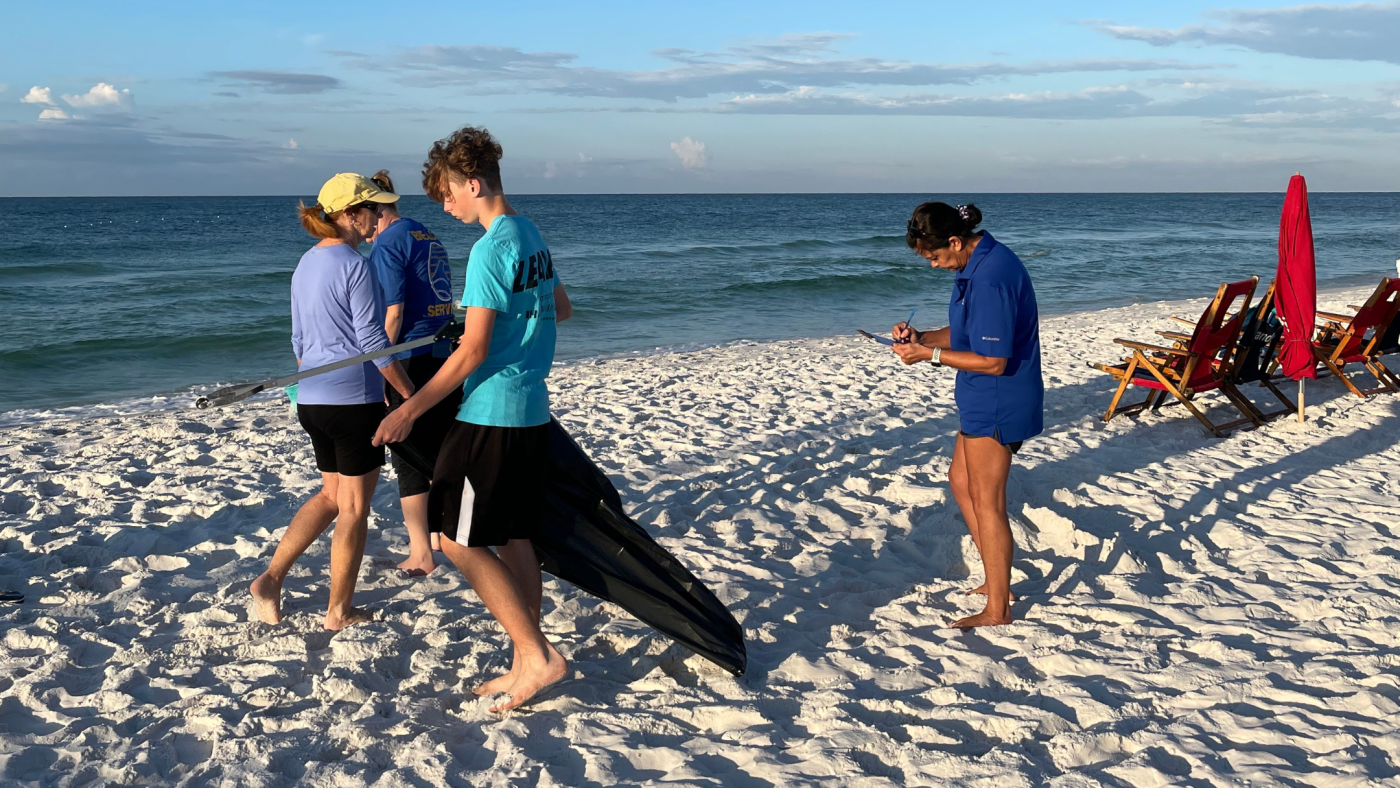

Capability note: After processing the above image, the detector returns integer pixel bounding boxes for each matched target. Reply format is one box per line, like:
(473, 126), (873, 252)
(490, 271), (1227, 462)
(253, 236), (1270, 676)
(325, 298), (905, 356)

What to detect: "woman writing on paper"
(892, 202), (1043, 629)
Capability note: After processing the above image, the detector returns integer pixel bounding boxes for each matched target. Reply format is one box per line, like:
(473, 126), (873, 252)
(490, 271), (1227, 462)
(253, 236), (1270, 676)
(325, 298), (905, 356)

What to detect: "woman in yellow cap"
(250, 173), (416, 631)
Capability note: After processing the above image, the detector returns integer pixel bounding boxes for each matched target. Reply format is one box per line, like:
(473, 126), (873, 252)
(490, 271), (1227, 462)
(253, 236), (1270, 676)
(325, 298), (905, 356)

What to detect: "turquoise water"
(2, 193), (1397, 418)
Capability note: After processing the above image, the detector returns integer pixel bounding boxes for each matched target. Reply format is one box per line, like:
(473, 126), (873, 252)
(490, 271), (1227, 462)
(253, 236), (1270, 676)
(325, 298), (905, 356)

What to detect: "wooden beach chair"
(1312, 277), (1400, 397)
(1215, 279), (1295, 420)
(1093, 277), (1261, 437)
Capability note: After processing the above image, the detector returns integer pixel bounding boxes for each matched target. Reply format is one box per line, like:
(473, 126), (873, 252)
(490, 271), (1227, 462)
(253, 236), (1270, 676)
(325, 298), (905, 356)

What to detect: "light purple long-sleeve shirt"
(290, 244), (394, 405)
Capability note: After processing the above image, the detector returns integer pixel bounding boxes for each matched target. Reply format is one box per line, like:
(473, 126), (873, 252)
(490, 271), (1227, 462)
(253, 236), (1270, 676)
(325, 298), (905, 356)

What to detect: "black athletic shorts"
(298, 402), (387, 477)
(385, 352), (463, 500)
(959, 429), (1024, 455)
(428, 421), (549, 547)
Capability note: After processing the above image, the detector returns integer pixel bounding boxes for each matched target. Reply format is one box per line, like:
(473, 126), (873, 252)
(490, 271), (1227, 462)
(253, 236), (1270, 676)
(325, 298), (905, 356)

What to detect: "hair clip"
(956, 204), (971, 221)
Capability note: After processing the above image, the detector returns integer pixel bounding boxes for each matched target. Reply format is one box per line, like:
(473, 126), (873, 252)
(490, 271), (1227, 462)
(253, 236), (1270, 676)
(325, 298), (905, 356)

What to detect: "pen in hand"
(898, 308), (917, 344)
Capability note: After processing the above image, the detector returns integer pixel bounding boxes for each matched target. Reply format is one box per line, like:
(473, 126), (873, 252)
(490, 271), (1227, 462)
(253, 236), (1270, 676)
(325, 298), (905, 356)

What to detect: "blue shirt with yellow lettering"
(457, 215), (560, 427)
(368, 217), (453, 357)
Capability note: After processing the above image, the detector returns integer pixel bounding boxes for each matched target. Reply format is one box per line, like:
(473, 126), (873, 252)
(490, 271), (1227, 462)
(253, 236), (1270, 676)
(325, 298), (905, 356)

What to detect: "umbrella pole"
(1298, 379), (1306, 423)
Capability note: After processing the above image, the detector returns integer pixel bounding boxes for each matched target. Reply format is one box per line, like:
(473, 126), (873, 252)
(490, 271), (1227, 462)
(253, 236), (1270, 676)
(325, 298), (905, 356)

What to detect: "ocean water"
(2, 193), (1398, 420)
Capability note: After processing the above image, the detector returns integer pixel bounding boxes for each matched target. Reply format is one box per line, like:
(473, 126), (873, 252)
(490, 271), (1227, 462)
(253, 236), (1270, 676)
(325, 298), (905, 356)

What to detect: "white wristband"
(931, 347), (942, 366)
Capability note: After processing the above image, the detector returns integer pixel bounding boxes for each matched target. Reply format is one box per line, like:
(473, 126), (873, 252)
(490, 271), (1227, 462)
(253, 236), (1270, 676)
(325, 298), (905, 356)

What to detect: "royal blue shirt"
(457, 215), (560, 427)
(289, 244), (395, 405)
(368, 218), (453, 357)
(948, 232), (1044, 444)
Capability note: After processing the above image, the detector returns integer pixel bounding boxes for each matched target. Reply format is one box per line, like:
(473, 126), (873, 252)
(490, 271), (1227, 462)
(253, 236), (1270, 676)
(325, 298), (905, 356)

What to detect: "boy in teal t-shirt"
(457, 215), (559, 426)
(371, 126), (572, 715)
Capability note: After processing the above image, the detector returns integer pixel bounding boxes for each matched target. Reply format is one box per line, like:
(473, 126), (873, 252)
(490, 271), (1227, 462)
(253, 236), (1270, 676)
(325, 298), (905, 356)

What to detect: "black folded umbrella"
(389, 418), (747, 677)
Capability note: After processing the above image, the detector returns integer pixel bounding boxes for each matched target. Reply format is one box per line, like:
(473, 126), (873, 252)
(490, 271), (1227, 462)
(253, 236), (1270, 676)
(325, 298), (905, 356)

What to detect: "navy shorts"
(959, 429), (1024, 455)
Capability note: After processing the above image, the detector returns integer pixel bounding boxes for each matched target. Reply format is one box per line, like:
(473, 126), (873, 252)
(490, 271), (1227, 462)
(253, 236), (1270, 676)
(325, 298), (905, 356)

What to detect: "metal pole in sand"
(1298, 379), (1306, 423)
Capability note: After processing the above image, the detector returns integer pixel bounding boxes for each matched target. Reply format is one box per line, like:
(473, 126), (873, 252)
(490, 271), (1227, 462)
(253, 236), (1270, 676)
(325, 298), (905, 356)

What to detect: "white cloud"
(38, 108), (69, 121)
(671, 137), (707, 168)
(22, 86), (53, 105)
(544, 161), (559, 179)
(578, 152), (593, 162)
(283, 137), (298, 149)
(62, 83), (132, 108)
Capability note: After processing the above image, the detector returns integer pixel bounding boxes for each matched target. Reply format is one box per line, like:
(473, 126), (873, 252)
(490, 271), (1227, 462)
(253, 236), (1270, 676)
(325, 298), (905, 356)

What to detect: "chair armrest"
(1156, 331), (1192, 341)
(1347, 305), (1361, 311)
(1113, 338), (1190, 356)
(1168, 316), (1197, 326)
(1317, 311), (1354, 323)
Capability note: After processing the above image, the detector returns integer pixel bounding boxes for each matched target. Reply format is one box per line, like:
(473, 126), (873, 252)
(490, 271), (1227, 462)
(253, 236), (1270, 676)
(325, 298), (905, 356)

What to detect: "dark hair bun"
(906, 201), (984, 252)
(960, 203), (983, 232)
(370, 169), (396, 194)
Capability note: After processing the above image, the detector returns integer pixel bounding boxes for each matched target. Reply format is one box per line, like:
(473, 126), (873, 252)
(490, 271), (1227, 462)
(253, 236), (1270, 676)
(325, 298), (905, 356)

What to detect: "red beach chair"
(1094, 278), (1261, 437)
(1312, 277), (1400, 397)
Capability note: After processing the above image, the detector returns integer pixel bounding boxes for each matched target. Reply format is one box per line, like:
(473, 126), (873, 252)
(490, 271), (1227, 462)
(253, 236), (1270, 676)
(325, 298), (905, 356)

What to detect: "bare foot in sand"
(965, 583), (1017, 601)
(950, 610), (1013, 629)
(397, 553), (435, 577)
(473, 669), (518, 698)
(324, 607), (373, 631)
(250, 573), (282, 624)
(490, 645), (568, 713)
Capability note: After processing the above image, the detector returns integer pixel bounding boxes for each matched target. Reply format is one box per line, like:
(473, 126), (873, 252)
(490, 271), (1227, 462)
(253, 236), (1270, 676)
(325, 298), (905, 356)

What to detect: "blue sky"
(2, 0), (1398, 195)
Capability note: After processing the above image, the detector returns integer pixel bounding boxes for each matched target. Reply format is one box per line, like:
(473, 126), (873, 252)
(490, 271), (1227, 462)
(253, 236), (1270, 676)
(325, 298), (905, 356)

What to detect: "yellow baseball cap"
(316, 172), (400, 213)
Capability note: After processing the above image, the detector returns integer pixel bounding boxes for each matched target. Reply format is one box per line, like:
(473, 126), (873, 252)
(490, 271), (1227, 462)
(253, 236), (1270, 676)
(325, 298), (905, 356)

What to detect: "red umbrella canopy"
(1275, 173), (1318, 380)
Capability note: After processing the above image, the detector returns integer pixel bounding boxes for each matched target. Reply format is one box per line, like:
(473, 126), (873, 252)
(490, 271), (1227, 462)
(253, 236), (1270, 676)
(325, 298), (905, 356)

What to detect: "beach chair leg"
(1262, 378), (1296, 413)
(1364, 359), (1400, 392)
(1216, 383), (1265, 432)
(1380, 360), (1400, 391)
(1140, 357), (1223, 437)
(1325, 358), (1367, 398)
(1223, 383), (1264, 422)
(1103, 359), (1137, 422)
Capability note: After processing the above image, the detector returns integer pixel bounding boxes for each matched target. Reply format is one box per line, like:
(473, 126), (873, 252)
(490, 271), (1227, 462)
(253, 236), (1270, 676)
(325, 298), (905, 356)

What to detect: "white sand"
(3, 287), (1398, 787)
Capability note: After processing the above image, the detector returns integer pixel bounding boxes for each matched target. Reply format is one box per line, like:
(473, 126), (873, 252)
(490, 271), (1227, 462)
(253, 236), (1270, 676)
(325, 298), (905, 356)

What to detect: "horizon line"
(4, 190), (1399, 199)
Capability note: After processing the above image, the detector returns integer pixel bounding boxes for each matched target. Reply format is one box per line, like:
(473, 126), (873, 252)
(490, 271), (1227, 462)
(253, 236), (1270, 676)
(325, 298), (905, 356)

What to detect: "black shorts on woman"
(298, 403), (387, 477)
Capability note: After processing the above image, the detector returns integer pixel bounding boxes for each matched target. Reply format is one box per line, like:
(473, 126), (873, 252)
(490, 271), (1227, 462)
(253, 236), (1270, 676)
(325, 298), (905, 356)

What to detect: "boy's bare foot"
(949, 610), (1013, 629)
(965, 583), (1017, 601)
(397, 553), (435, 577)
(250, 573), (283, 624)
(324, 607), (373, 631)
(490, 645), (568, 713)
(473, 670), (517, 697)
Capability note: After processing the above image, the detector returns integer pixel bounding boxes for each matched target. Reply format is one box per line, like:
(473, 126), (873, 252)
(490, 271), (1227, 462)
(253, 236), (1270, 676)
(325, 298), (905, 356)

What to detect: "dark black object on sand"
(389, 418), (748, 677)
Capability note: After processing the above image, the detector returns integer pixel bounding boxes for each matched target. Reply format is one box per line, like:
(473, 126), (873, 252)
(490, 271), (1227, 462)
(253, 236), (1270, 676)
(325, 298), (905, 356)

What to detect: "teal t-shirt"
(457, 215), (559, 427)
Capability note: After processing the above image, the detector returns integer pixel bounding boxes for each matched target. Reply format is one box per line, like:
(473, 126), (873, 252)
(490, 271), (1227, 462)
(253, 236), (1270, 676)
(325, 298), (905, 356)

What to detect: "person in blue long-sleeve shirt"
(365, 168), (462, 577)
(251, 172), (416, 632)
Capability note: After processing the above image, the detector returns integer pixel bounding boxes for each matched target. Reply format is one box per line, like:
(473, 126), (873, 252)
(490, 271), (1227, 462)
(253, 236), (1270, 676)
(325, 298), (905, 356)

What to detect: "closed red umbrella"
(1275, 173), (1317, 420)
